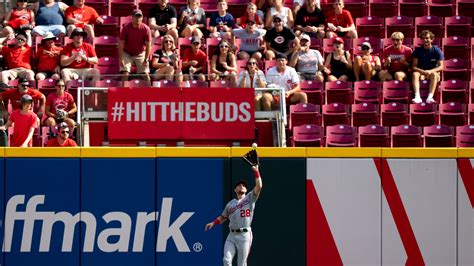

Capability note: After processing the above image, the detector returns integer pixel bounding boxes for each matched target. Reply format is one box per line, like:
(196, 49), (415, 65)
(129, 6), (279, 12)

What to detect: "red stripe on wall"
(374, 158), (425, 266)
(306, 179), (343, 266)
(457, 158), (474, 208)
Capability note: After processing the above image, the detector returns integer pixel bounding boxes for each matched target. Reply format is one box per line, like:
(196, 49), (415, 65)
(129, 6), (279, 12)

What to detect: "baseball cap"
(59, 122), (69, 129)
(272, 14), (283, 21)
(360, 42), (372, 49)
(21, 94), (33, 103)
(71, 28), (87, 38)
(234, 179), (248, 189)
(191, 36), (201, 44)
(300, 34), (311, 41)
(333, 37), (344, 44)
(42, 32), (56, 41)
(275, 53), (287, 60)
(132, 9), (143, 17)
(18, 77), (29, 85)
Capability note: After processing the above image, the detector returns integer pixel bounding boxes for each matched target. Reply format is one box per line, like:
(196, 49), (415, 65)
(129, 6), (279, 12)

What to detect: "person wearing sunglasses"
(289, 34), (324, 82)
(353, 42), (381, 81)
(44, 79), (77, 131)
(46, 122), (77, 147)
(0, 0), (35, 45)
(0, 32), (35, 85)
(151, 35), (180, 82)
(210, 39), (238, 85)
(264, 14), (299, 61)
(0, 94), (39, 147)
(233, 18), (266, 62)
(182, 36), (207, 82)
(264, 0), (293, 29)
(379, 32), (412, 82)
(0, 77), (45, 118)
(238, 59), (266, 89)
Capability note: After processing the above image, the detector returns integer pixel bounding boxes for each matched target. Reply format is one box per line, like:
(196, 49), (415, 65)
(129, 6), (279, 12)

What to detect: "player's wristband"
(253, 169), (261, 179)
(213, 219), (220, 225)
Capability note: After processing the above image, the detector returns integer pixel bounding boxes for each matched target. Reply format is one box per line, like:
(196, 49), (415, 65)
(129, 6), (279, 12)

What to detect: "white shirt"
(265, 65), (300, 91)
(238, 69), (267, 88)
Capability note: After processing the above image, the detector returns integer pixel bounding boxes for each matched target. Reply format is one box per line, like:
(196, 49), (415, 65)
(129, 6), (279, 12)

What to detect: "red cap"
(333, 37), (344, 44)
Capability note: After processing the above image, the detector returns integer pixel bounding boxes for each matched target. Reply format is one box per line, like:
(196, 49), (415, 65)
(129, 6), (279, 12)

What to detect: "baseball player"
(205, 149), (262, 266)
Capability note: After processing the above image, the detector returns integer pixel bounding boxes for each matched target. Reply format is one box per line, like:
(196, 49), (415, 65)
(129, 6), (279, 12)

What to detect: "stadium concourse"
(0, 0), (474, 147)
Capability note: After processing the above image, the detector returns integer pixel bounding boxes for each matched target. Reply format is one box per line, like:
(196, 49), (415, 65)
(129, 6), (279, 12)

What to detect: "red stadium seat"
(322, 103), (350, 127)
(470, 80), (474, 103)
(382, 80), (410, 104)
(399, 0), (428, 18)
(456, 125), (474, 147)
(325, 80), (353, 104)
(138, 0), (159, 18)
(264, 60), (278, 73)
(410, 102), (437, 127)
(94, 36), (119, 58)
(445, 16), (472, 38)
(369, 0), (398, 18)
(381, 102), (409, 127)
(385, 16), (414, 39)
(291, 124), (324, 147)
(326, 124), (357, 147)
(358, 124), (390, 147)
(415, 15), (445, 39)
(186, 80), (209, 88)
(439, 102), (467, 128)
(423, 124), (455, 147)
(110, 0), (137, 17)
(468, 103), (474, 124)
(209, 80), (233, 88)
(354, 80), (382, 104)
(96, 56), (120, 77)
(95, 79), (122, 87)
(289, 103), (321, 132)
(123, 79), (151, 88)
(439, 79), (468, 104)
(300, 80), (324, 106)
(428, 0), (455, 17)
(8, 79), (36, 88)
(342, 0), (367, 18)
(418, 80), (439, 102)
(37, 78), (56, 96)
(442, 36), (470, 61)
(356, 16), (385, 38)
(352, 102), (380, 127)
(94, 16), (120, 37)
(457, 0), (474, 21)
(391, 124), (423, 147)
(155, 80), (180, 88)
(443, 58), (469, 81)
(85, 0), (108, 16)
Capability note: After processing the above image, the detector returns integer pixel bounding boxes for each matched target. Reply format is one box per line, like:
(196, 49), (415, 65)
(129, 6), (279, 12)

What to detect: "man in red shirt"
(0, 77), (46, 117)
(0, 32), (35, 84)
(46, 122), (78, 147)
(379, 31), (413, 82)
(181, 36), (207, 82)
(0, 94), (39, 147)
(65, 0), (103, 39)
(325, 0), (358, 39)
(60, 28), (100, 83)
(35, 32), (63, 81)
(119, 9), (152, 82)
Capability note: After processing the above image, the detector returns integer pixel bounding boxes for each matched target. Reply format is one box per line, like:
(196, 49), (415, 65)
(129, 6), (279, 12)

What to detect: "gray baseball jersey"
(222, 190), (258, 230)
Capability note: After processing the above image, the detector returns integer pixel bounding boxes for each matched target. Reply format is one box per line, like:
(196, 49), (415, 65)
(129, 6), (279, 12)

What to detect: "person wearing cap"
(0, 94), (39, 147)
(289, 34), (324, 82)
(118, 9), (152, 82)
(353, 42), (381, 81)
(0, 32), (35, 84)
(379, 32), (412, 82)
(323, 36), (352, 81)
(264, 53), (307, 110)
(35, 32), (63, 81)
(232, 18), (266, 61)
(60, 28), (100, 83)
(0, 0), (35, 46)
(46, 122), (77, 147)
(208, 0), (235, 39)
(411, 30), (444, 104)
(0, 77), (46, 115)
(181, 36), (207, 82)
(235, 3), (264, 29)
(294, 0), (325, 39)
(44, 79), (77, 130)
(325, 0), (357, 39)
(150, 35), (181, 82)
(149, 0), (179, 43)
(32, 0), (68, 38)
(178, 0), (206, 38)
(265, 0), (293, 29)
(264, 14), (299, 60)
(65, 0), (103, 39)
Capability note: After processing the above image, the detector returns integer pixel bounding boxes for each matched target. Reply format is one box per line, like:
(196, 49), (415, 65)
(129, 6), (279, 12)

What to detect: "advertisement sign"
(107, 87), (254, 140)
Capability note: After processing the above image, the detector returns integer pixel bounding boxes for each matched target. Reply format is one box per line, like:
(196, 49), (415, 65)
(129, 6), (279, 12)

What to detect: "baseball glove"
(56, 109), (68, 120)
(242, 149), (259, 167)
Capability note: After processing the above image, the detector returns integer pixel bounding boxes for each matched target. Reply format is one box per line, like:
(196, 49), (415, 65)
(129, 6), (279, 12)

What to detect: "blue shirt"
(413, 45), (444, 70)
(209, 12), (234, 30)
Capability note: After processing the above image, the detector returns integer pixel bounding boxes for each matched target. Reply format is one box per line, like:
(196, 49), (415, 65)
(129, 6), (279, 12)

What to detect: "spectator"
(289, 34), (324, 82)
(0, 32), (35, 84)
(178, 0), (206, 38)
(210, 39), (238, 84)
(232, 18), (266, 61)
(294, 0), (325, 38)
(151, 35), (180, 81)
(238, 58), (266, 90)
(148, 0), (179, 43)
(65, 0), (103, 39)
(379, 32), (412, 82)
(325, 0), (357, 39)
(265, 0), (294, 29)
(323, 36), (352, 81)
(411, 30), (444, 104)
(118, 9), (152, 82)
(35, 32), (62, 81)
(46, 121), (78, 147)
(236, 3), (264, 29)
(32, 0), (68, 38)
(263, 53), (307, 110)
(353, 42), (381, 81)
(181, 36), (207, 82)
(0, 0), (35, 46)
(208, 0), (234, 39)
(60, 28), (100, 83)
(293, 0), (310, 15)
(264, 14), (299, 60)
(0, 77), (46, 116)
(44, 79), (77, 130)
(0, 94), (39, 147)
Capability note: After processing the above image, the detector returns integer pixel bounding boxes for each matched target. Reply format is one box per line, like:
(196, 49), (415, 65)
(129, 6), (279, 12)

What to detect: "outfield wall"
(0, 148), (472, 266)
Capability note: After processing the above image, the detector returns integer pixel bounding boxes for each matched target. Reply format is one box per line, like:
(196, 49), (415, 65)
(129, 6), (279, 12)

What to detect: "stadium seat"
(443, 58), (469, 81)
(428, 0), (455, 17)
(322, 103), (351, 127)
(155, 80), (180, 88)
(352, 37), (383, 57)
(94, 36), (119, 58)
(385, 16), (414, 39)
(358, 124), (390, 147)
(354, 80), (382, 104)
(96, 57), (120, 78)
(8, 79), (36, 88)
(264, 60), (278, 73)
(186, 80), (209, 88)
(381, 102), (409, 127)
(326, 124), (358, 147)
(442, 36), (470, 61)
(382, 80), (410, 104)
(110, 0), (137, 17)
(399, 0), (428, 18)
(415, 15), (445, 39)
(209, 80), (233, 88)
(470, 81), (474, 103)
(300, 81), (324, 106)
(291, 124), (324, 147)
(123, 79), (151, 88)
(95, 79), (122, 87)
(206, 37), (223, 60)
(85, 0), (108, 16)
(138, 0), (159, 18)
(369, 0), (398, 18)
(457, 0), (474, 21)
(439, 102), (467, 128)
(444, 16), (472, 38)
(468, 103), (474, 124)
(325, 80), (353, 104)
(391, 124), (423, 147)
(423, 124), (455, 147)
(341, 0), (367, 18)
(352, 102), (380, 127)
(439, 79), (468, 104)
(410, 102), (437, 127)
(37, 78), (57, 96)
(417, 80), (439, 102)
(94, 16), (120, 37)
(456, 125), (474, 147)
(356, 16), (385, 38)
